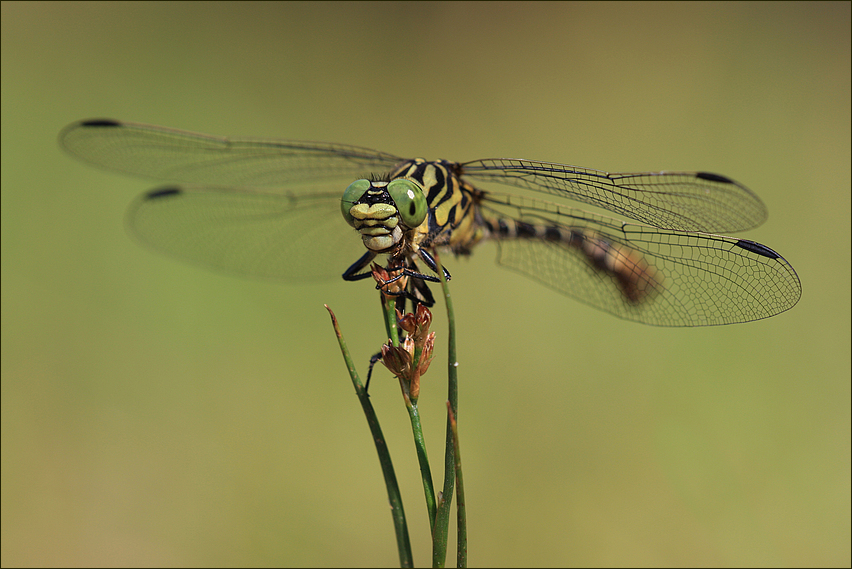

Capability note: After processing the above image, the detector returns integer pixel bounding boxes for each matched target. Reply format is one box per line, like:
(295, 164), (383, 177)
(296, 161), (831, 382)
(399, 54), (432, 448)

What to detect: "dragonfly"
(59, 119), (801, 327)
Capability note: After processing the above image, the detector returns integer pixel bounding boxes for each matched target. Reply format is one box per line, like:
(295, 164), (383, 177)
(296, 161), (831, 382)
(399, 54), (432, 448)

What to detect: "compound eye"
(387, 178), (427, 228)
(341, 179), (371, 226)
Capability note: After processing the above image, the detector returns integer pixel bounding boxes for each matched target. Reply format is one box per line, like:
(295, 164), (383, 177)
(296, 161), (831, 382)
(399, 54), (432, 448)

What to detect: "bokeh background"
(2, 2), (849, 566)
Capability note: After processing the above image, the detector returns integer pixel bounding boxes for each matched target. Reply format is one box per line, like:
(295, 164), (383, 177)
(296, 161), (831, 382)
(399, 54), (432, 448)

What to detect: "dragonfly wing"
(59, 119), (403, 191)
(480, 194), (801, 326)
(462, 159), (767, 233)
(128, 187), (363, 281)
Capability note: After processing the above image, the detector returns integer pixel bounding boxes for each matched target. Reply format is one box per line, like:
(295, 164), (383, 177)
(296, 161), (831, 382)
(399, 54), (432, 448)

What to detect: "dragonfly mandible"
(59, 119), (801, 326)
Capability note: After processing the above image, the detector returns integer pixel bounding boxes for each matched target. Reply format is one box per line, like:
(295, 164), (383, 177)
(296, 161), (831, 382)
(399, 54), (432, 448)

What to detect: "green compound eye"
(387, 178), (427, 228)
(341, 179), (371, 226)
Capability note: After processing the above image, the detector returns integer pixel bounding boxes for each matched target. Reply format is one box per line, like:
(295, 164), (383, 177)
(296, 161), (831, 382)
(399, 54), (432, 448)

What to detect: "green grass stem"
(325, 305), (413, 568)
(431, 251), (462, 568)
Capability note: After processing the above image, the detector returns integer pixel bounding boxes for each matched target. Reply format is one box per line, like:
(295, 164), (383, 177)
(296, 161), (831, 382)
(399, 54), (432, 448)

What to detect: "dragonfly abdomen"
(481, 216), (660, 303)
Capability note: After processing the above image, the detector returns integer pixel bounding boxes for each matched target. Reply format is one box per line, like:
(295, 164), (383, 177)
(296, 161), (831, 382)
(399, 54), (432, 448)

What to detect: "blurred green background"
(2, 2), (849, 566)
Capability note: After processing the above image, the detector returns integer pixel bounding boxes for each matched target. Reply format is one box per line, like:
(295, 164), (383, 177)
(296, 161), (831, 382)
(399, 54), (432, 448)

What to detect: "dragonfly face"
(340, 178), (427, 253)
(58, 119), (801, 326)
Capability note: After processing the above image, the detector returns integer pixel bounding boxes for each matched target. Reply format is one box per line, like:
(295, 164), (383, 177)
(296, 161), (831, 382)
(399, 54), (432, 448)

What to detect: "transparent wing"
(59, 119), (798, 324)
(127, 187), (365, 282)
(59, 119), (404, 190)
(462, 158), (767, 233)
(480, 193), (801, 326)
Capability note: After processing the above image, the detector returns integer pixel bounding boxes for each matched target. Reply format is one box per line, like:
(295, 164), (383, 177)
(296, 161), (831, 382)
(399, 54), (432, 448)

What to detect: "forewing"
(463, 159), (767, 233)
(59, 119), (403, 191)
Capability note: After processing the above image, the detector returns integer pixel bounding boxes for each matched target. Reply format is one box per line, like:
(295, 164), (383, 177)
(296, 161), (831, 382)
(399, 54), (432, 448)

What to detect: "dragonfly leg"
(352, 251), (443, 392)
(373, 277), (435, 307)
(373, 264), (437, 307)
(365, 292), (410, 393)
(365, 350), (383, 393)
(417, 248), (452, 281)
(342, 250), (378, 281)
(407, 275), (436, 307)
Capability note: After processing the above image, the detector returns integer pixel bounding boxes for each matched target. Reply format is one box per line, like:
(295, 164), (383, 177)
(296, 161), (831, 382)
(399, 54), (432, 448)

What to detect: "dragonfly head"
(341, 178), (427, 252)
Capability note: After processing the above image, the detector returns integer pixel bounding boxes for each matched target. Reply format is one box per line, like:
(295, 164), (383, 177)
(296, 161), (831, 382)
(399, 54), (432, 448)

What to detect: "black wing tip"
(145, 187), (183, 199)
(735, 239), (780, 259)
(696, 172), (735, 184)
(79, 119), (122, 128)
